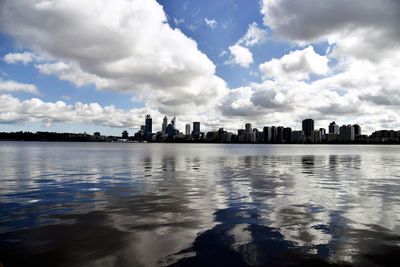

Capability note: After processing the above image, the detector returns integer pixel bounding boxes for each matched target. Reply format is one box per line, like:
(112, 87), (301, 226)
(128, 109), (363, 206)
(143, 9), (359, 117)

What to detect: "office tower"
(192, 122), (200, 139)
(271, 126), (277, 143)
(277, 126), (284, 143)
(319, 128), (326, 141)
(302, 119), (314, 137)
(312, 130), (322, 143)
(167, 123), (175, 138)
(283, 127), (292, 143)
(185, 124), (190, 135)
(353, 124), (361, 136)
(245, 123), (252, 134)
(237, 129), (246, 142)
(237, 129), (246, 136)
(339, 125), (355, 142)
(171, 116), (176, 127)
(329, 121), (339, 134)
(291, 131), (305, 143)
(145, 114), (152, 140)
(263, 127), (271, 143)
(250, 132), (256, 142)
(162, 116), (168, 134)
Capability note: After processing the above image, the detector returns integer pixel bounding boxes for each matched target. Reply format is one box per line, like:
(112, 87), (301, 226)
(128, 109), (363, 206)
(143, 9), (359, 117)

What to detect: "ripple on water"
(1, 143), (400, 266)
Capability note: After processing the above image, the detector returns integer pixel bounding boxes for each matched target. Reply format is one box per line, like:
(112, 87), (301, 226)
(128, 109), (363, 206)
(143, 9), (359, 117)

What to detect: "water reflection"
(1, 143), (400, 266)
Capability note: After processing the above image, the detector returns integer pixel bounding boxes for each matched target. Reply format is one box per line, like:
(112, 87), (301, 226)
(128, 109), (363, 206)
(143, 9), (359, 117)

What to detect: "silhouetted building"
(122, 130), (129, 139)
(167, 123), (175, 139)
(319, 128), (326, 141)
(353, 124), (361, 136)
(326, 133), (339, 142)
(185, 124), (190, 135)
(250, 131), (256, 142)
(302, 119), (314, 137)
(271, 126), (277, 143)
(162, 116), (168, 134)
(371, 130), (400, 143)
(223, 132), (233, 142)
(340, 125), (355, 142)
(192, 122), (200, 139)
(145, 114), (152, 140)
(277, 126), (284, 143)
(329, 121), (339, 134)
(291, 131), (305, 143)
(171, 116), (176, 127)
(263, 127), (271, 143)
(206, 130), (219, 141)
(94, 132), (100, 137)
(311, 130), (322, 143)
(253, 128), (263, 142)
(245, 123), (252, 134)
(237, 129), (246, 142)
(283, 127), (292, 143)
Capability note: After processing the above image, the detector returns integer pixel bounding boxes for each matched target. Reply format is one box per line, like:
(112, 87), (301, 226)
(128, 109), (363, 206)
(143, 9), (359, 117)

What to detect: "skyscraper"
(171, 116), (176, 127)
(162, 116), (168, 134)
(277, 126), (284, 143)
(192, 122), (200, 139)
(329, 121), (339, 134)
(302, 119), (314, 137)
(245, 123), (252, 134)
(340, 125), (355, 142)
(185, 124), (190, 135)
(145, 114), (152, 140)
(353, 124), (361, 136)
(283, 127), (292, 143)
(271, 126), (277, 143)
(263, 127), (271, 143)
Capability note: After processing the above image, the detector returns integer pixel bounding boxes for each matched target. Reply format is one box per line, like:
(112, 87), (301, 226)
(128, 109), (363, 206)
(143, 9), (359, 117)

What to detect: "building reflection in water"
(1, 144), (400, 266)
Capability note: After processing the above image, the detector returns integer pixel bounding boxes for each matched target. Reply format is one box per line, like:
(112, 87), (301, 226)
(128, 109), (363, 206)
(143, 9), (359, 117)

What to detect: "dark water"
(1, 142), (400, 266)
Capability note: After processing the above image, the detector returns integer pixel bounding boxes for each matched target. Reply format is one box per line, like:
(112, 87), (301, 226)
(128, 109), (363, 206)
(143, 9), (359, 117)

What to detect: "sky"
(0, 0), (400, 135)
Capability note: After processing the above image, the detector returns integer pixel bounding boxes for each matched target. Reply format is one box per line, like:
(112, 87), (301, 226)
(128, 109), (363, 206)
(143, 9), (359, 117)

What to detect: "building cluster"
(120, 116), (400, 144)
(2, 117), (400, 144)
(0, 131), (124, 142)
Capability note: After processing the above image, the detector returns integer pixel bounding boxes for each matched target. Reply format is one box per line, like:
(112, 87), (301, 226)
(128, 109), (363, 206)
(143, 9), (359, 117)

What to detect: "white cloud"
(204, 18), (217, 30)
(0, 0), (228, 115)
(173, 17), (184, 26)
(0, 94), (161, 128)
(0, 94), (233, 133)
(3, 52), (42, 65)
(220, 46), (400, 133)
(225, 22), (267, 68)
(2, 0), (400, 134)
(259, 46), (329, 81)
(226, 44), (253, 68)
(238, 22), (268, 47)
(260, 0), (400, 61)
(35, 62), (109, 88)
(0, 78), (39, 94)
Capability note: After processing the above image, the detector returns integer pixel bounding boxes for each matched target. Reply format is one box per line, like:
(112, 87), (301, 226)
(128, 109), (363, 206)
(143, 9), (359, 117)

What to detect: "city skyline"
(1, 0), (400, 135)
(4, 114), (400, 144)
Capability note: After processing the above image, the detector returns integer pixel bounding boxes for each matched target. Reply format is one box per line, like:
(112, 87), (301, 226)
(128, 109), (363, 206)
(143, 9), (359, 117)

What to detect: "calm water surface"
(1, 142), (400, 266)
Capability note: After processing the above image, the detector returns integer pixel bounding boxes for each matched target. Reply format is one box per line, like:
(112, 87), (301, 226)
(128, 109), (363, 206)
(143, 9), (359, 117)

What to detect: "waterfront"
(1, 142), (400, 266)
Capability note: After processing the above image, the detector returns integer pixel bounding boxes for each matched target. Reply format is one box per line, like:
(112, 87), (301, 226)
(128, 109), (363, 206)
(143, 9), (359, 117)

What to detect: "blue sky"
(0, 0), (400, 135)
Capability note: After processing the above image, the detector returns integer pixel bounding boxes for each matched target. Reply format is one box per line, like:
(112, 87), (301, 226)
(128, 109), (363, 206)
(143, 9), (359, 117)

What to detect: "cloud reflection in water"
(1, 143), (400, 266)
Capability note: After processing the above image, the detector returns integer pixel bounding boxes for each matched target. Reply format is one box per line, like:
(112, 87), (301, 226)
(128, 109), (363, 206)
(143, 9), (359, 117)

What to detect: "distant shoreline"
(1, 140), (399, 145)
